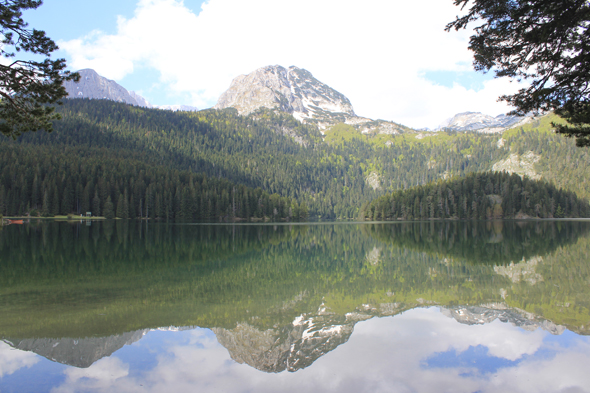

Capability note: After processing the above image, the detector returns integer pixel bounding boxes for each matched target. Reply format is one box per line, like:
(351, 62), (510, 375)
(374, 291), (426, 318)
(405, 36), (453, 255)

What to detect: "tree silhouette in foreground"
(447, 0), (590, 146)
(0, 0), (79, 138)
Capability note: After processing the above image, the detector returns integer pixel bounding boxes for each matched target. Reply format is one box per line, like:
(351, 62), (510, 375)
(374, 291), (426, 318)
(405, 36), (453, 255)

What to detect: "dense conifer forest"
(0, 144), (302, 222)
(362, 172), (590, 220)
(1, 98), (589, 220)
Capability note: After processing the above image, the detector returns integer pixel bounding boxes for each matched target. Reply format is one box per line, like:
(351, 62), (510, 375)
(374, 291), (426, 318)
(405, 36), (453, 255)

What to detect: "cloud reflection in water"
(38, 307), (590, 393)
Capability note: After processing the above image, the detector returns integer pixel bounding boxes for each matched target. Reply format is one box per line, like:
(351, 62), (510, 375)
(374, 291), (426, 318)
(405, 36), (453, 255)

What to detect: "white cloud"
(54, 357), (133, 393)
(59, 0), (524, 128)
(0, 341), (40, 378)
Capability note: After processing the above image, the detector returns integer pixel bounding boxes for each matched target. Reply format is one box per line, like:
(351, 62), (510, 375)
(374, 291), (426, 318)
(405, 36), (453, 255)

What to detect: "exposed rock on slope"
(494, 256), (544, 285)
(365, 172), (381, 190)
(215, 65), (411, 134)
(492, 151), (541, 180)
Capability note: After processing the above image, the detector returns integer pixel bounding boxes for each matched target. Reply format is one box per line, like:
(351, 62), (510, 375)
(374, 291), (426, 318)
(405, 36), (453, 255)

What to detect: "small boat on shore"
(5, 219), (24, 225)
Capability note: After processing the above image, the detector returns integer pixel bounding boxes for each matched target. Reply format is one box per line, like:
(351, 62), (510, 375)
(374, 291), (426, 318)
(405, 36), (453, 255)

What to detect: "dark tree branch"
(0, 0), (79, 138)
(449, 0), (590, 146)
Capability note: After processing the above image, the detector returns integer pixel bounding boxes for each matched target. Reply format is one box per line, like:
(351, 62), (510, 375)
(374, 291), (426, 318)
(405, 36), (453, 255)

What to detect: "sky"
(22, 0), (525, 129)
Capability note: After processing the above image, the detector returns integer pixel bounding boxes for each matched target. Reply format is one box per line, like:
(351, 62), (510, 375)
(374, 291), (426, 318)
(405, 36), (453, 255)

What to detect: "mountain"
(2, 330), (148, 368)
(64, 69), (151, 107)
(215, 65), (412, 134)
(213, 306), (356, 373)
(214, 65), (354, 119)
(439, 111), (534, 133)
(64, 69), (198, 111)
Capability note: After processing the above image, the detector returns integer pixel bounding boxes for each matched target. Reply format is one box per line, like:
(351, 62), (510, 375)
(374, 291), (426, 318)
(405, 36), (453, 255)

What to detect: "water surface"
(1, 220), (589, 392)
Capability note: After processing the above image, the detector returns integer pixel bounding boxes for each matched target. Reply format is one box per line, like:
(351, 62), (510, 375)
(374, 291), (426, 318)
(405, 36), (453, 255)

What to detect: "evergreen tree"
(103, 196), (115, 219)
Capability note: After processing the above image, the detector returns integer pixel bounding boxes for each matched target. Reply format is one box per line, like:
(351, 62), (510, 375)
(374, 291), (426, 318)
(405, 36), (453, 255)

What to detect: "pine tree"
(92, 191), (101, 217)
(116, 193), (125, 219)
(104, 196), (115, 219)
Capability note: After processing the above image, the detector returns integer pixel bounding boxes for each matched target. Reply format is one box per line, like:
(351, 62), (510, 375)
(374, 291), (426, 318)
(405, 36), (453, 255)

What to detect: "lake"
(1, 220), (589, 392)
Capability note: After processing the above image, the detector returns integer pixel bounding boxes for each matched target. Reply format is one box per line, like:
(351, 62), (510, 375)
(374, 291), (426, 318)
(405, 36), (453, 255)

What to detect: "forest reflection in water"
(1, 220), (589, 392)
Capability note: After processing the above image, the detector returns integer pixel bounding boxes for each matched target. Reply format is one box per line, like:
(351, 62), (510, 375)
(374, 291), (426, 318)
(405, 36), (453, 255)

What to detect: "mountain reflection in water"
(1, 220), (589, 392)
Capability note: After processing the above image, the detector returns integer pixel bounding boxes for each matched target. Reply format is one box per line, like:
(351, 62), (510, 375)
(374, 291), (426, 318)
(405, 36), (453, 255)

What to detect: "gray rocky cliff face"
(3, 329), (149, 368)
(213, 305), (357, 373)
(214, 65), (355, 121)
(439, 112), (533, 133)
(64, 69), (151, 108)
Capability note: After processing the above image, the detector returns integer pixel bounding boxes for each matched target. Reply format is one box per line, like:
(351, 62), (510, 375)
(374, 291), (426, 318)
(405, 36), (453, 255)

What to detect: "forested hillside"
(0, 144), (301, 221)
(362, 172), (590, 221)
(2, 99), (589, 220)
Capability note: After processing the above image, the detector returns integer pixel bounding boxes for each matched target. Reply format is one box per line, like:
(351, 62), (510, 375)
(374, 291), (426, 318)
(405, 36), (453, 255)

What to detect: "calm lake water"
(1, 220), (590, 393)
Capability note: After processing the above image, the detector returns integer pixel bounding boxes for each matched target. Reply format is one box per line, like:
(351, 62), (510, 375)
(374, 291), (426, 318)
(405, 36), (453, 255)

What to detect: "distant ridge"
(438, 111), (534, 133)
(64, 69), (150, 107)
(64, 69), (198, 111)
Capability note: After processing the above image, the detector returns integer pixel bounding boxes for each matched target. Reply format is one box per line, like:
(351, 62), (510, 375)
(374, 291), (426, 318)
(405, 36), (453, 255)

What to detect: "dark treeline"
(362, 172), (590, 221)
(0, 221), (303, 284)
(0, 144), (305, 221)
(364, 220), (590, 265)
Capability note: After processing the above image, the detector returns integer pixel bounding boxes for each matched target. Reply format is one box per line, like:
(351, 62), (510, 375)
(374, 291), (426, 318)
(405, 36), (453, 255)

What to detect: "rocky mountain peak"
(215, 65), (355, 124)
(213, 305), (356, 373)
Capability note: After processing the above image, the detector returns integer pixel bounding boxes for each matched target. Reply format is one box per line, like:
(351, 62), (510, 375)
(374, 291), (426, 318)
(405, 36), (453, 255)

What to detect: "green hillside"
(2, 99), (589, 219)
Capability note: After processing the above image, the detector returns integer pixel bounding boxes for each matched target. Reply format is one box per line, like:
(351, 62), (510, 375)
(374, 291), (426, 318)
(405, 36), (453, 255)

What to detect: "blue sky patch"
(542, 329), (589, 349)
(423, 345), (521, 375)
(421, 69), (496, 92)
(22, 0), (209, 43)
(22, 1), (138, 41)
